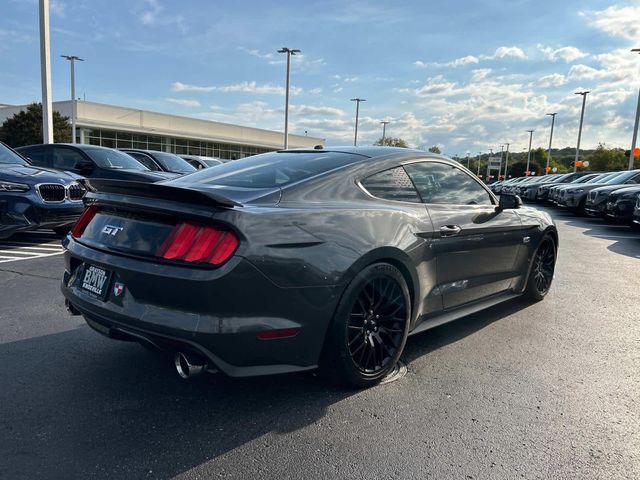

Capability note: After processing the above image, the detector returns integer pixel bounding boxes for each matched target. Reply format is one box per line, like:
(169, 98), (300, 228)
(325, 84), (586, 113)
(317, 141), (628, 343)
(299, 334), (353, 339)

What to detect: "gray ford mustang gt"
(61, 146), (558, 387)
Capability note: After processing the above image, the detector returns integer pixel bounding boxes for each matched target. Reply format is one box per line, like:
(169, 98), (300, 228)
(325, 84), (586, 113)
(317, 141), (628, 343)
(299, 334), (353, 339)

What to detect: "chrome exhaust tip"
(174, 352), (207, 379)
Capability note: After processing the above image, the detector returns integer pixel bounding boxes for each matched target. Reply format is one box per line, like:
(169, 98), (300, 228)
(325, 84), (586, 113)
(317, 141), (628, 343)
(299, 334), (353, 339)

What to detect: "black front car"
(603, 186), (640, 223)
(0, 142), (85, 239)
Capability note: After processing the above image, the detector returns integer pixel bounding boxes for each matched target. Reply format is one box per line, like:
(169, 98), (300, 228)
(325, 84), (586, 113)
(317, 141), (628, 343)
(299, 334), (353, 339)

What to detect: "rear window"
(176, 151), (363, 188)
(84, 148), (149, 171)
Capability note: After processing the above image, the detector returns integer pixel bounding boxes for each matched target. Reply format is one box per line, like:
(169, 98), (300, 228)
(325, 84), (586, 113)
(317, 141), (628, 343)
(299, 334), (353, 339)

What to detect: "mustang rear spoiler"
(80, 179), (242, 208)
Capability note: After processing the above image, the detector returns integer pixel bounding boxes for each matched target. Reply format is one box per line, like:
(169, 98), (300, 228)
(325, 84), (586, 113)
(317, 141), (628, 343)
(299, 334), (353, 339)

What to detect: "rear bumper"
(61, 237), (343, 377)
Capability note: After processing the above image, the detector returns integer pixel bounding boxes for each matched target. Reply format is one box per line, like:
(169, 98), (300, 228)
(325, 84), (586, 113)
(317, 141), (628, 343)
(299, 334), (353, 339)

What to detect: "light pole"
(499, 145), (504, 179)
(61, 55), (84, 144)
(504, 143), (510, 178)
(466, 151), (470, 169)
(350, 98), (366, 146)
(278, 47), (300, 149)
(526, 130), (534, 175)
(39, 0), (53, 144)
(629, 49), (640, 170)
(380, 120), (390, 145)
(546, 112), (557, 174)
(476, 152), (482, 177)
(574, 91), (589, 172)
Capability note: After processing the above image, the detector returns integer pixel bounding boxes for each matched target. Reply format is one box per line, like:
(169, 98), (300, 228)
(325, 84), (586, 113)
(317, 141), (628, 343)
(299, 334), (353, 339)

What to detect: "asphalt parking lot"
(0, 207), (638, 480)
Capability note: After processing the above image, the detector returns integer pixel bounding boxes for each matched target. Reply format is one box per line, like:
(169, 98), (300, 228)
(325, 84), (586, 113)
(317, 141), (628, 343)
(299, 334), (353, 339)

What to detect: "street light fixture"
(61, 55), (84, 144)
(574, 91), (589, 172)
(545, 112), (557, 174)
(526, 130), (534, 175)
(380, 120), (390, 145)
(278, 47), (301, 149)
(628, 49), (640, 170)
(350, 98), (366, 146)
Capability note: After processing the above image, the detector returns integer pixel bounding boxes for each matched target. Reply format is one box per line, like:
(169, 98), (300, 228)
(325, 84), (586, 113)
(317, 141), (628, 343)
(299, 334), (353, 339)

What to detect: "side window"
(127, 152), (160, 171)
(404, 162), (493, 206)
(52, 147), (88, 171)
(361, 167), (421, 203)
(21, 147), (52, 168)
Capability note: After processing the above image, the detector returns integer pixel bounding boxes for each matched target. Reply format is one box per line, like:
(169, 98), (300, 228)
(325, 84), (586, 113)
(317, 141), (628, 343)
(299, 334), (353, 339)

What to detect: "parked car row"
(1, 142), (224, 239)
(490, 169), (640, 229)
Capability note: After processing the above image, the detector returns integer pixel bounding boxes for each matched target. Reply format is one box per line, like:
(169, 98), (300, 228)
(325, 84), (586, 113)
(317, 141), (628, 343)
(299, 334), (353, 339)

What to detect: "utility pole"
(380, 120), (390, 145)
(629, 49), (640, 170)
(350, 98), (366, 146)
(546, 112), (557, 174)
(39, 0), (53, 144)
(61, 55), (84, 144)
(504, 143), (510, 178)
(278, 47), (301, 149)
(574, 91), (589, 172)
(526, 130), (534, 175)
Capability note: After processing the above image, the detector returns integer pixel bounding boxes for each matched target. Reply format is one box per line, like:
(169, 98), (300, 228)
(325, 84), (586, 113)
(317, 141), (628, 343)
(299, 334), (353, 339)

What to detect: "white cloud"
(50, 0), (66, 17)
(538, 45), (588, 63)
(471, 68), (492, 81)
(166, 98), (201, 107)
(536, 73), (567, 88)
(581, 5), (640, 41)
(171, 81), (302, 95)
(485, 46), (527, 60)
(139, 0), (186, 33)
(567, 64), (609, 81)
(416, 46), (526, 69)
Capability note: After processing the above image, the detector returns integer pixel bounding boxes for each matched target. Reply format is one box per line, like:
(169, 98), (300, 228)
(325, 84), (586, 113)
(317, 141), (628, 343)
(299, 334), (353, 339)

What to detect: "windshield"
(174, 151), (363, 188)
(0, 143), (27, 166)
(589, 172), (620, 184)
(203, 159), (222, 167)
(604, 170), (638, 184)
(572, 174), (598, 183)
(151, 151), (197, 174)
(85, 148), (149, 170)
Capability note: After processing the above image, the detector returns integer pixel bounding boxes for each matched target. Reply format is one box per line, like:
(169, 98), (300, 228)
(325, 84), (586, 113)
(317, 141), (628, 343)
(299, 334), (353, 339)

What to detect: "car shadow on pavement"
(558, 215), (640, 260)
(0, 298), (533, 479)
(402, 297), (532, 365)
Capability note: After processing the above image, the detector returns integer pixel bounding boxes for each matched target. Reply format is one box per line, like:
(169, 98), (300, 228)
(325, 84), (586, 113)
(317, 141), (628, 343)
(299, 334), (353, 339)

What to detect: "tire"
(53, 226), (71, 235)
(321, 262), (411, 388)
(524, 235), (556, 301)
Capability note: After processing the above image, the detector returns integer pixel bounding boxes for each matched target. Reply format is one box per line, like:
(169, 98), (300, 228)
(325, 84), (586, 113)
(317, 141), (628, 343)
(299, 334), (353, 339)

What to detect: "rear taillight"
(71, 205), (99, 238)
(156, 222), (239, 266)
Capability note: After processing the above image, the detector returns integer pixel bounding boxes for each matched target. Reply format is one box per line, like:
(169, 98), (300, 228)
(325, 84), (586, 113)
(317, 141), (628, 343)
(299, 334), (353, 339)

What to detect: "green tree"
(428, 145), (441, 154)
(584, 143), (626, 171)
(508, 160), (541, 178)
(0, 103), (71, 147)
(374, 137), (409, 148)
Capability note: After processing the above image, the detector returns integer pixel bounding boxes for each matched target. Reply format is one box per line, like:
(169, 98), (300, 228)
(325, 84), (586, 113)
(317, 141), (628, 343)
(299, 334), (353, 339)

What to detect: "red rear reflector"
(156, 222), (238, 266)
(256, 328), (300, 340)
(71, 205), (99, 238)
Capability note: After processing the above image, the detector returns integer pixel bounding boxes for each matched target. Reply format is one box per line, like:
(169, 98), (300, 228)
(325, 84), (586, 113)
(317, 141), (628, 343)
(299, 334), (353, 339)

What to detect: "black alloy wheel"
(321, 263), (411, 387)
(526, 236), (556, 301)
(347, 277), (407, 374)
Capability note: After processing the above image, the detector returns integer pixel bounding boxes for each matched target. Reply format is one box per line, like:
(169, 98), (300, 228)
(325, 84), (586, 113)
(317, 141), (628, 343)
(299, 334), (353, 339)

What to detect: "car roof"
(285, 146), (434, 159)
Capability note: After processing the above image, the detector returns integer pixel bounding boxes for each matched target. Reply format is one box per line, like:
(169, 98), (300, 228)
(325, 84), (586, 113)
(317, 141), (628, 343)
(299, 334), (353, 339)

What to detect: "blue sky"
(1, 0), (639, 154)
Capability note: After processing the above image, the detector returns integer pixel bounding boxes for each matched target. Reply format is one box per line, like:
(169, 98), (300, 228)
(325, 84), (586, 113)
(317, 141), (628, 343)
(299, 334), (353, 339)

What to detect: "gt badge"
(113, 282), (125, 297)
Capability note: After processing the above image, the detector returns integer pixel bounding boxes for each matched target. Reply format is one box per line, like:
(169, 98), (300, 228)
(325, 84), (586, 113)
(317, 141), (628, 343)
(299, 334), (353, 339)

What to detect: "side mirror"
(498, 193), (522, 210)
(76, 159), (94, 172)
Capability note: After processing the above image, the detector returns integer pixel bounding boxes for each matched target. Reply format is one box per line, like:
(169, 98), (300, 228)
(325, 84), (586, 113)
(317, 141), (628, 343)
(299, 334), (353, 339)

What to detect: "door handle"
(439, 225), (462, 237)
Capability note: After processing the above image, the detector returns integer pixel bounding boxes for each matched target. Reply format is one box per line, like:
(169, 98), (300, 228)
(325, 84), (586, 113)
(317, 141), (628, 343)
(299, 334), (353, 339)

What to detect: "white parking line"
(0, 233), (65, 264)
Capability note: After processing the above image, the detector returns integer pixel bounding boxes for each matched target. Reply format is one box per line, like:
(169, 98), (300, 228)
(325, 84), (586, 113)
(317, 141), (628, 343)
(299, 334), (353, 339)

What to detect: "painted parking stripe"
(0, 233), (65, 263)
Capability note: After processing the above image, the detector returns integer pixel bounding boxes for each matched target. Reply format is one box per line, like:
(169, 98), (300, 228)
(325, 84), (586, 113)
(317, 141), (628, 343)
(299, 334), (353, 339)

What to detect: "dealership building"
(0, 100), (324, 159)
